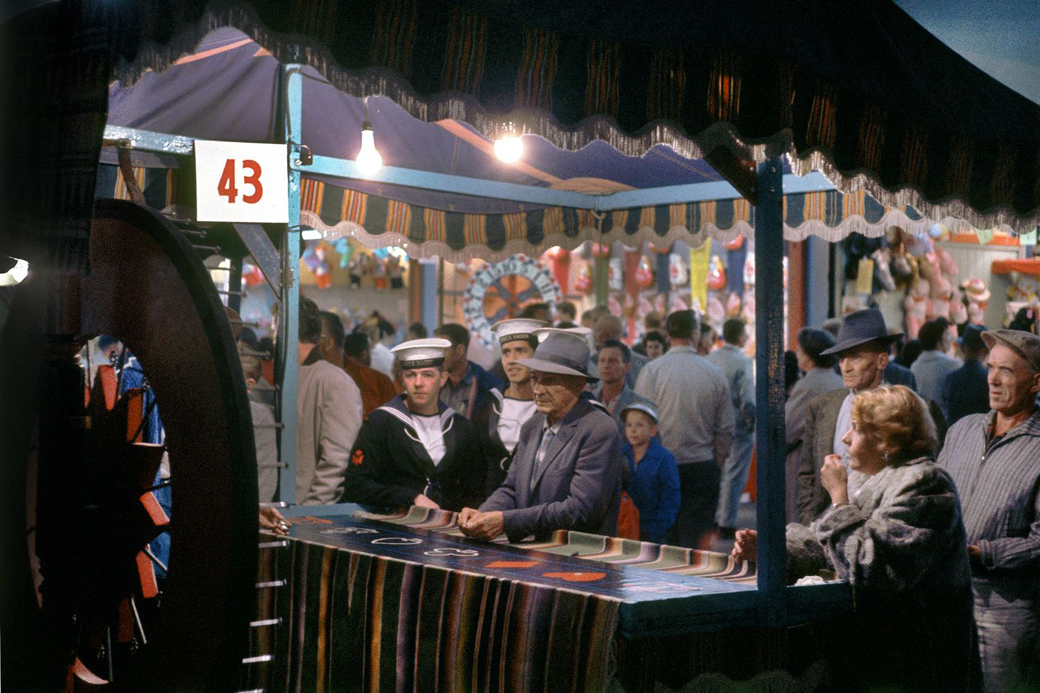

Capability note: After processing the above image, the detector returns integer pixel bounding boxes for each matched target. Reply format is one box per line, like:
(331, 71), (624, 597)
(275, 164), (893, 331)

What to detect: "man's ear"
(246, 377), (256, 388)
(438, 370), (450, 387)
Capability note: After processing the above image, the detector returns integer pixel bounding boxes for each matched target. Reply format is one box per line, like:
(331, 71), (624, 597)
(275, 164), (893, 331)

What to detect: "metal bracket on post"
(754, 157), (788, 628)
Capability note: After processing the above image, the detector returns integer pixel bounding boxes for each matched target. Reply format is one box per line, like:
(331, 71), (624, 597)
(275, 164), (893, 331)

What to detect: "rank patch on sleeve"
(352, 449), (364, 466)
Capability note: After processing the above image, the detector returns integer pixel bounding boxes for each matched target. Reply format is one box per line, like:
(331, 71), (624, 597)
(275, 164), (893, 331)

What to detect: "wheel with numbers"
(0, 199), (259, 692)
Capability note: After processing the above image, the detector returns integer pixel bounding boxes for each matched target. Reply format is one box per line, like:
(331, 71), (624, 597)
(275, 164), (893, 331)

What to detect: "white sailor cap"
(391, 338), (452, 369)
(532, 326), (591, 343)
(491, 318), (547, 344)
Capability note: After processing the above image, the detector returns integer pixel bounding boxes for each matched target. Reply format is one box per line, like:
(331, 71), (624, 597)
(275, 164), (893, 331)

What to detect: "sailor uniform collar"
(377, 395), (456, 432)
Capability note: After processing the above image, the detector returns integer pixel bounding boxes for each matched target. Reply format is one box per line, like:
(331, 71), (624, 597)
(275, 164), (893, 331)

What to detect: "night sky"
(896, 0), (1040, 104)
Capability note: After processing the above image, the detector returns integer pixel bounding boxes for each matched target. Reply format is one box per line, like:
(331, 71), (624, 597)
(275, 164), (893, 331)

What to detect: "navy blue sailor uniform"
(473, 387), (538, 497)
(342, 395), (484, 512)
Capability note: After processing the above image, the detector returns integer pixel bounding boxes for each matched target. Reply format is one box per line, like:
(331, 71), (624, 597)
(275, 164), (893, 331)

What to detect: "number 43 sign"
(195, 140), (289, 223)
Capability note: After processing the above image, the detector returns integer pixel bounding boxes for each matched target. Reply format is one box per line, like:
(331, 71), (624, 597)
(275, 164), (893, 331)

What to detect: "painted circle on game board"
(542, 571), (607, 582)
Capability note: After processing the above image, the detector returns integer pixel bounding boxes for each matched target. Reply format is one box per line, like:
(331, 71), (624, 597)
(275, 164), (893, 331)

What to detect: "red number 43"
(217, 159), (263, 204)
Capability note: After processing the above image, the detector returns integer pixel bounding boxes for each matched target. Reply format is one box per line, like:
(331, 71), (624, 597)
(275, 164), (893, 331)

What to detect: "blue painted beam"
(754, 158), (789, 628)
(781, 171), (838, 195)
(102, 125), (194, 156)
(301, 154), (598, 209)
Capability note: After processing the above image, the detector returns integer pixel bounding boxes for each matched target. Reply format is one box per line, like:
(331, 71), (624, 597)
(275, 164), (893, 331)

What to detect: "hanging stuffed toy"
(608, 257), (624, 292)
(574, 262), (593, 294)
(726, 291), (743, 318)
(348, 251), (372, 288)
(333, 238), (353, 268)
(302, 240), (332, 289)
(372, 249), (390, 291)
(904, 278), (930, 338)
(669, 252), (688, 288)
(961, 277), (990, 325)
(872, 248), (896, 292)
(636, 255), (654, 290)
(706, 255), (727, 292)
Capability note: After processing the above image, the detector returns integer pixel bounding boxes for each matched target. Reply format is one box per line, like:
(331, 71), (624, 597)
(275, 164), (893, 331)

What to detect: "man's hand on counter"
(458, 508), (504, 541)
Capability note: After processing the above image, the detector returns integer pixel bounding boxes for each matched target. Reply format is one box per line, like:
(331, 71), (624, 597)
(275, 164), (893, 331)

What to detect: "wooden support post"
(754, 158), (788, 627)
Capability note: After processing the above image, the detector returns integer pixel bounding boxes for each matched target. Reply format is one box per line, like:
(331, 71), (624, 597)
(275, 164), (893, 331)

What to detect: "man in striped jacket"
(939, 329), (1040, 693)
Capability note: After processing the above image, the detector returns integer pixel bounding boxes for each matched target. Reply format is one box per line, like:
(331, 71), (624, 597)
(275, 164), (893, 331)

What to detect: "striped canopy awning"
(298, 179), (943, 261)
(101, 164), (962, 261)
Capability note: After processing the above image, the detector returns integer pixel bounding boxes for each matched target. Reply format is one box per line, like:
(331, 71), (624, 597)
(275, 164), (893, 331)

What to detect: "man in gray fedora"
(795, 308), (901, 525)
(459, 329), (623, 542)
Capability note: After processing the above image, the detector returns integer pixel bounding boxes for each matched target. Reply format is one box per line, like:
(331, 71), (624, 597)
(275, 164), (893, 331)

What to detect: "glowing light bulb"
(494, 135), (524, 163)
(356, 121), (383, 176)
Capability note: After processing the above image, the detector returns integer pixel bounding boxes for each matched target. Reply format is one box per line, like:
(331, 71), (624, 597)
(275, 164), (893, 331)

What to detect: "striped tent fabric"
(372, 507), (758, 585)
(258, 535), (619, 693)
(96, 164), (951, 260)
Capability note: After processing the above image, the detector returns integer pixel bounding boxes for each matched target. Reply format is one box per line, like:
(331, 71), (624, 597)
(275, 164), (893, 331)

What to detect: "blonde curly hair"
(851, 385), (938, 462)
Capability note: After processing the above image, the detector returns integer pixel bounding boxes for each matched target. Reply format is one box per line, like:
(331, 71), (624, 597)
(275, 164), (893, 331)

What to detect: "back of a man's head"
(667, 310), (698, 341)
(343, 332), (370, 361)
(320, 311), (346, 351)
(299, 297), (323, 345)
(918, 318), (950, 351)
(556, 301), (577, 321)
(594, 314), (623, 344)
(407, 321), (428, 339)
(722, 318), (746, 345)
(435, 323), (470, 349)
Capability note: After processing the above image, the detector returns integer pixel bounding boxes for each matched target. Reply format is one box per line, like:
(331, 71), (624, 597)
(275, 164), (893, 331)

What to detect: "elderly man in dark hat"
(458, 329), (623, 542)
(942, 324), (991, 426)
(939, 329), (1040, 693)
(795, 308), (901, 525)
(784, 327), (844, 522)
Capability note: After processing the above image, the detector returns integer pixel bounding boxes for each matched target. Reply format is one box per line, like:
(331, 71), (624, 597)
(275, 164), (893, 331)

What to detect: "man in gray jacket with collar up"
(459, 329), (622, 543)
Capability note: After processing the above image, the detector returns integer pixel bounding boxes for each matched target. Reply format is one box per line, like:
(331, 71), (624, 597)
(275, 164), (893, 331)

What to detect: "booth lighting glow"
(0, 258), (29, 286)
(356, 121), (383, 175)
(493, 135), (524, 163)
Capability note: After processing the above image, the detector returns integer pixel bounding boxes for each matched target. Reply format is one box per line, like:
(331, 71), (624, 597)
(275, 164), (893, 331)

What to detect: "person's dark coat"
(342, 396), (483, 512)
(942, 358), (990, 426)
(480, 398), (622, 542)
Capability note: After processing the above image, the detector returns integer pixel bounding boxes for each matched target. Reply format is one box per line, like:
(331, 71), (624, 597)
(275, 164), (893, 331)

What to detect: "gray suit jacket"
(480, 398), (622, 542)
(795, 387), (848, 525)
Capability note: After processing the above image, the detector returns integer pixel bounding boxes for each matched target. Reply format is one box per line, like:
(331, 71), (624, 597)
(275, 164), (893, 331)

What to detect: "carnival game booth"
(4, 1), (1040, 692)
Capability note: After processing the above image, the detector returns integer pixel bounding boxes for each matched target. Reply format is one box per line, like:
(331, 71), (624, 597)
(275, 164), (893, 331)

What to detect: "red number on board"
(242, 160), (263, 204)
(217, 158), (238, 204)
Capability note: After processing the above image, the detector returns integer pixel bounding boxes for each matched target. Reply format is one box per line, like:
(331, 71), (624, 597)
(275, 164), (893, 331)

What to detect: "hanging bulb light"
(494, 133), (524, 163)
(355, 97), (383, 176)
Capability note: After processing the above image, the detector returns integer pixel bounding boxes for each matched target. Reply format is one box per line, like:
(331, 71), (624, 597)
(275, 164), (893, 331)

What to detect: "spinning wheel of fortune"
(0, 200), (259, 692)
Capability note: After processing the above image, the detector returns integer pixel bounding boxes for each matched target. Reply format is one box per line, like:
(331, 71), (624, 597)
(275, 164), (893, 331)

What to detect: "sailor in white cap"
(458, 329), (623, 542)
(472, 318), (546, 496)
(342, 339), (483, 511)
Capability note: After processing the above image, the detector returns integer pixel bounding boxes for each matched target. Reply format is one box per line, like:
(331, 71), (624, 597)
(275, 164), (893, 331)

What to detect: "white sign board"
(195, 140), (289, 223)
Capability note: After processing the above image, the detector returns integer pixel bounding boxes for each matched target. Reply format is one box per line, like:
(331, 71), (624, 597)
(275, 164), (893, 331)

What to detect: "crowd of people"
(251, 296), (1040, 692)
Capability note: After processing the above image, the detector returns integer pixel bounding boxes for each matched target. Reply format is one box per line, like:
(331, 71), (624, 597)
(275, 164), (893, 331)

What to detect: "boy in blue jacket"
(620, 404), (681, 544)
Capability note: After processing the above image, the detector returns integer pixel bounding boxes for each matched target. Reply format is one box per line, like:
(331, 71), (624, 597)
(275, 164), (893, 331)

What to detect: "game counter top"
(276, 505), (773, 637)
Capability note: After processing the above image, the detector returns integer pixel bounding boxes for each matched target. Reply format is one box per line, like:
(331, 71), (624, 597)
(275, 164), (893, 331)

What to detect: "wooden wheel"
(0, 200), (259, 692)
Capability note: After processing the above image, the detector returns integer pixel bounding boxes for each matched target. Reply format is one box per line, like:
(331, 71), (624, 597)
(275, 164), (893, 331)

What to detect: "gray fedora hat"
(820, 308), (902, 355)
(516, 331), (598, 382)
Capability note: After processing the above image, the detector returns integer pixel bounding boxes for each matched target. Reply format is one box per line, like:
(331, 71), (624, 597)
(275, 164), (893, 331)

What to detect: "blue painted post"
(755, 158), (788, 627)
(276, 65), (303, 504)
(420, 258), (438, 333)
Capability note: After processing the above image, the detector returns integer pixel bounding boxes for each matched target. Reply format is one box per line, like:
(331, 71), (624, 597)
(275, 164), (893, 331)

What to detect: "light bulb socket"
(362, 120), (373, 131)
